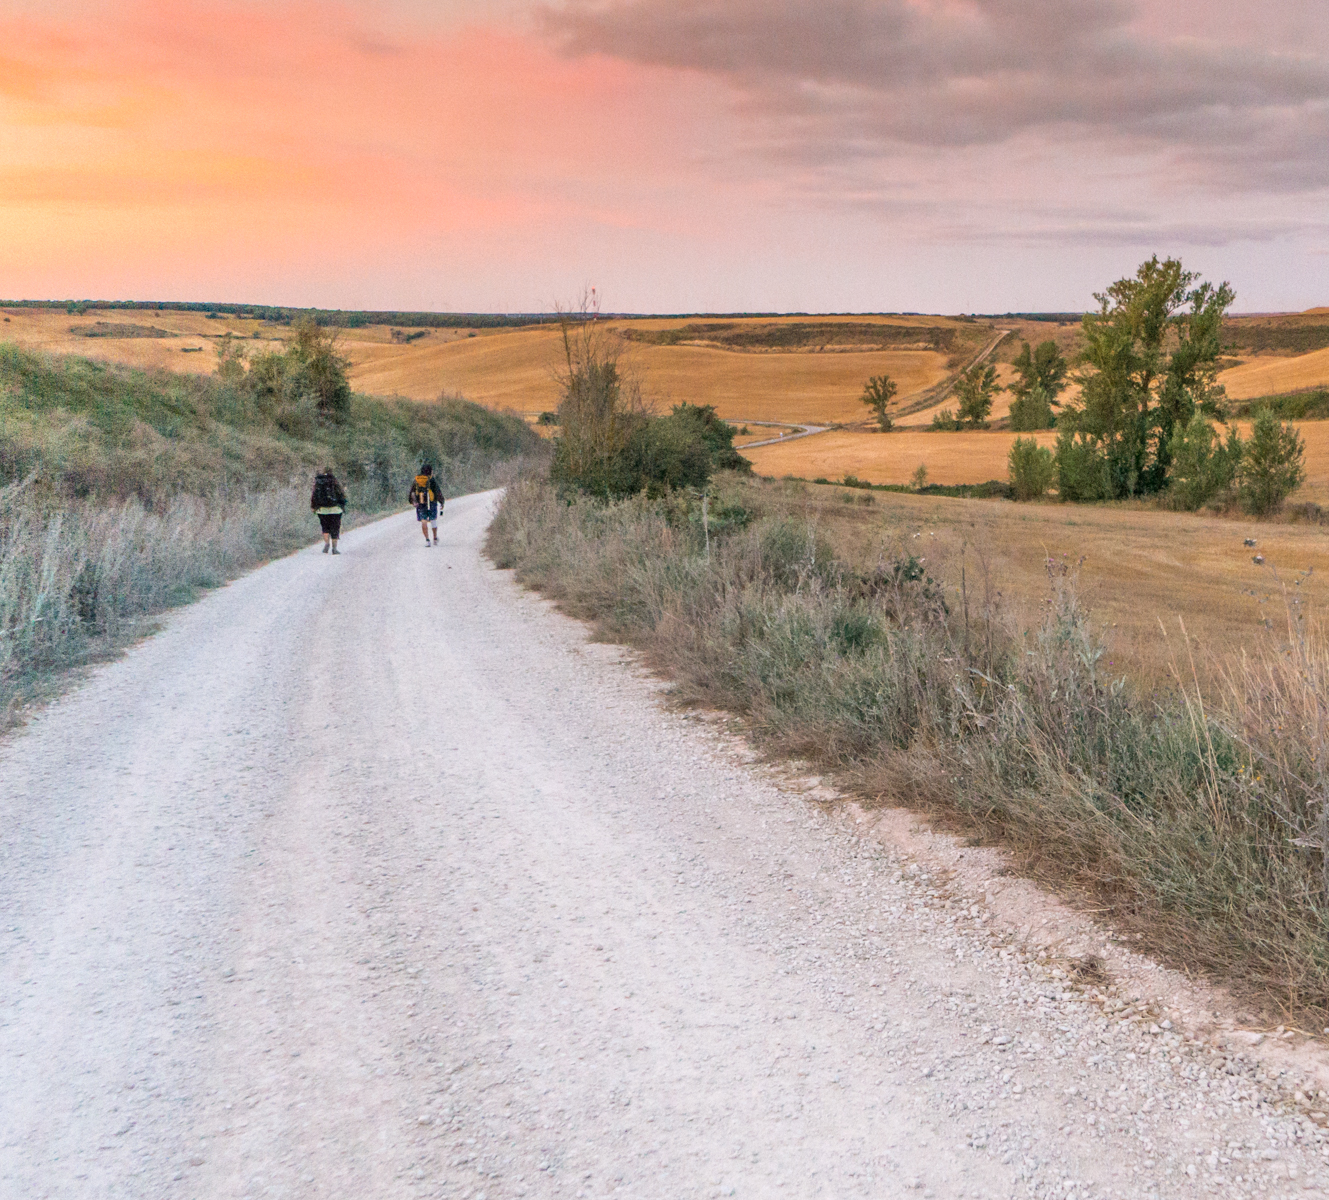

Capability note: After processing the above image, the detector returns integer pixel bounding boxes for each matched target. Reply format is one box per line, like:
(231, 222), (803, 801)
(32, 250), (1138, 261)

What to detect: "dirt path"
(732, 421), (830, 449)
(3, 493), (1326, 1199)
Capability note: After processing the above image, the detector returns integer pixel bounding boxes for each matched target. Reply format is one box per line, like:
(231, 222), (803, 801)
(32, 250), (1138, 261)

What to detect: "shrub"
(929, 409), (959, 432)
(1054, 429), (1111, 502)
(1167, 412), (1241, 510)
(1008, 384), (1055, 431)
(626, 410), (713, 494)
(1238, 409), (1305, 516)
(1008, 436), (1055, 501)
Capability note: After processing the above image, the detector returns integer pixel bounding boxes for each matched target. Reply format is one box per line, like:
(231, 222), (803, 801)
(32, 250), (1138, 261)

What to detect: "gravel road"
(4, 492), (1329, 1200)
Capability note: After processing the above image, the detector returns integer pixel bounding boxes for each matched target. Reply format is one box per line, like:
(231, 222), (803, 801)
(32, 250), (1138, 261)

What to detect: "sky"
(1, 0), (1326, 313)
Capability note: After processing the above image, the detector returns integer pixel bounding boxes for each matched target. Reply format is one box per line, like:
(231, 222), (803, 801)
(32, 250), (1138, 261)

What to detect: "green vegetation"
(1007, 340), (1068, 430)
(549, 308), (748, 498)
(1008, 436), (1055, 501)
(1059, 255), (1233, 497)
(990, 257), (1309, 516)
(1239, 409), (1307, 517)
(0, 340), (540, 717)
(1229, 388), (1329, 421)
(245, 318), (353, 425)
(860, 374), (897, 431)
(1166, 412), (1242, 511)
(0, 340), (536, 504)
(954, 363), (999, 428)
(488, 474), (1329, 1019)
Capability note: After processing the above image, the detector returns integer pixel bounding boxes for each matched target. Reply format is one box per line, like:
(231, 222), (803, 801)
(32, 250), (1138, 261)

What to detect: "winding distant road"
(1, 494), (1319, 1198)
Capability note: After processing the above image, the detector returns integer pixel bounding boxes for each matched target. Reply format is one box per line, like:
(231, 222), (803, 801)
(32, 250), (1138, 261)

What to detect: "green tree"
(1238, 409), (1305, 516)
(1057, 255), (1234, 499)
(1009, 339), (1069, 405)
(860, 374), (898, 431)
(1054, 429), (1112, 502)
(1008, 436), (1055, 501)
(953, 363), (998, 428)
(1167, 412), (1242, 510)
(1008, 384), (1055, 432)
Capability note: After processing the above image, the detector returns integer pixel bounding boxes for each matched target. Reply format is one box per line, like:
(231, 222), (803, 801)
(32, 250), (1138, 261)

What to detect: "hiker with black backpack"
(310, 468), (347, 555)
(408, 463), (444, 546)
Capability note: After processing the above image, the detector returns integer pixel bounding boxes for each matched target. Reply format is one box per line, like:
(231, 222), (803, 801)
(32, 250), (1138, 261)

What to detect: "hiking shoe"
(331, 547), (340, 555)
(322, 544), (330, 554)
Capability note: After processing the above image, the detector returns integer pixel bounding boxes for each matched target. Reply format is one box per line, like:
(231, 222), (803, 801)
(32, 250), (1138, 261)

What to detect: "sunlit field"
(739, 474), (1329, 690)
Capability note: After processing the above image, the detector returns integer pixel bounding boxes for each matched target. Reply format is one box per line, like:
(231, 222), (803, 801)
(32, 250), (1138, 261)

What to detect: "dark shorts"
(318, 512), (342, 537)
(415, 502), (439, 523)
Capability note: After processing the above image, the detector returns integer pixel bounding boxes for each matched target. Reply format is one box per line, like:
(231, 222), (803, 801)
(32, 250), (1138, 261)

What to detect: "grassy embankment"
(489, 472), (1329, 1019)
(0, 343), (542, 719)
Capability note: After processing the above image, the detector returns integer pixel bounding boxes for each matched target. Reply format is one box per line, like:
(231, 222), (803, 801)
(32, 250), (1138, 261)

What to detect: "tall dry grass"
(488, 475), (1329, 1018)
(0, 480), (307, 718)
(0, 456), (537, 723)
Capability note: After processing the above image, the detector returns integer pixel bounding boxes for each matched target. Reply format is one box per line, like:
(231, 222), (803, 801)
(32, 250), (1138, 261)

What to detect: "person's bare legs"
(431, 521), (439, 545)
(421, 521), (431, 545)
(331, 539), (339, 555)
(322, 530), (331, 553)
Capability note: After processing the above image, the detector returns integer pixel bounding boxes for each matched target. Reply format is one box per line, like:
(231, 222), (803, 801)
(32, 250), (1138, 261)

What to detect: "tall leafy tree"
(954, 363), (998, 428)
(860, 374), (898, 431)
(1060, 256), (1234, 497)
(1008, 340), (1067, 429)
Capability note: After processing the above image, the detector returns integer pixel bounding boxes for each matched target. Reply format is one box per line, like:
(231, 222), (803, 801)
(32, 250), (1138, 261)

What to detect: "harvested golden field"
(7, 306), (1328, 434)
(746, 475), (1329, 689)
(0, 306), (240, 373)
(352, 315), (971, 422)
(0, 309), (973, 423)
(1219, 346), (1329, 400)
(744, 429), (1058, 485)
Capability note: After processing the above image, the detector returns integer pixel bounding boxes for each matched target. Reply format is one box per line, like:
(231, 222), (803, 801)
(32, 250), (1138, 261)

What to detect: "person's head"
(421, 463), (433, 477)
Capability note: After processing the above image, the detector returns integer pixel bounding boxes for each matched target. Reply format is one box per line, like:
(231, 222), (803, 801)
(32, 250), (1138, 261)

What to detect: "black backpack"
(312, 475), (339, 507)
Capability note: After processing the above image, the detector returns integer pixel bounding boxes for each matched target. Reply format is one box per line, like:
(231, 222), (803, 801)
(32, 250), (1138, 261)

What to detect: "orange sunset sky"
(2, 0), (1327, 313)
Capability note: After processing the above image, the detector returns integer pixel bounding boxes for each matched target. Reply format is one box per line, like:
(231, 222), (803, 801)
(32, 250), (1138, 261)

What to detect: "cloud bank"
(545, 0), (1329, 191)
(0, 0), (1325, 311)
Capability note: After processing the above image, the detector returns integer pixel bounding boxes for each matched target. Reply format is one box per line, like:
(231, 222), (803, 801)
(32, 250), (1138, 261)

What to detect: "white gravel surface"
(4, 490), (1329, 1200)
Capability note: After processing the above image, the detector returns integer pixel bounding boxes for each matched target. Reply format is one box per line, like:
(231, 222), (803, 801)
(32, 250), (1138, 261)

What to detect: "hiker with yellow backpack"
(408, 464), (444, 546)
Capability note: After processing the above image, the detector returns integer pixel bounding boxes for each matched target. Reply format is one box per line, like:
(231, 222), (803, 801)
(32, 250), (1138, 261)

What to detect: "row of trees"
(862, 336), (1071, 434)
(1009, 408), (1305, 514)
(864, 256), (1308, 514)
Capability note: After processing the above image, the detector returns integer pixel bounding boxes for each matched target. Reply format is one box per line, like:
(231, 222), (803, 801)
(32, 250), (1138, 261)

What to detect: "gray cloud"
(543, 0), (1329, 191)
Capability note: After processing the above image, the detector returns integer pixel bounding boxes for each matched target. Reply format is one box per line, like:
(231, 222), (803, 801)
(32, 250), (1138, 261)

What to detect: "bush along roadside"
(488, 474), (1329, 1020)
